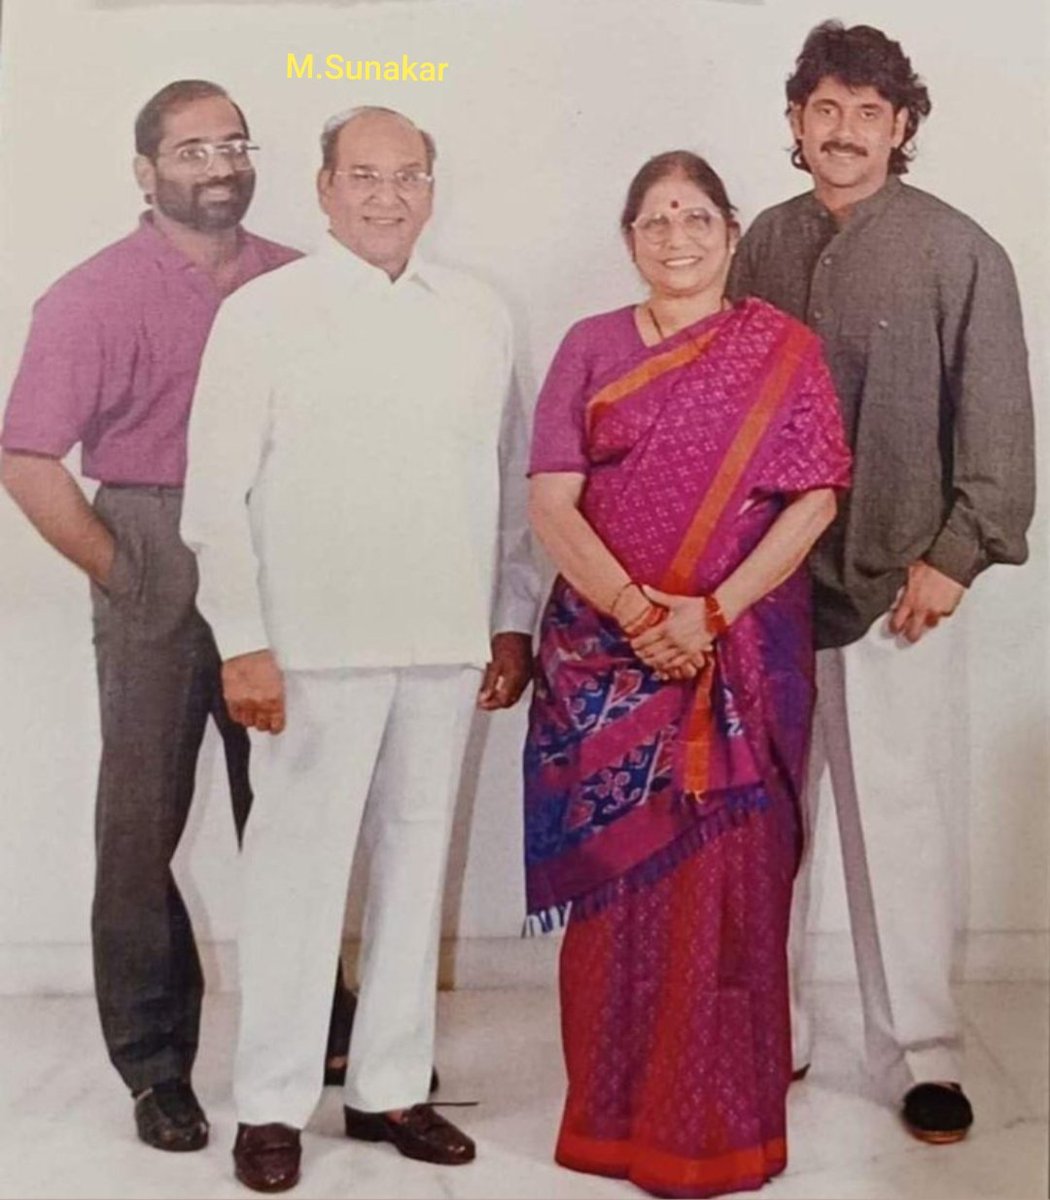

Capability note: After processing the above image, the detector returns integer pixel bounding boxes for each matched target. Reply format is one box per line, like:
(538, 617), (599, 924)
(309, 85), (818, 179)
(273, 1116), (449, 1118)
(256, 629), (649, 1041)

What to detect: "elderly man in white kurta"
(181, 106), (539, 1193)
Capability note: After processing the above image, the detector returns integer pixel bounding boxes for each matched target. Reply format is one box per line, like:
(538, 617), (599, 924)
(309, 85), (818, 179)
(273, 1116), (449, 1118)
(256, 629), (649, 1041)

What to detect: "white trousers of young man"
(234, 664), (480, 1128)
(788, 615), (969, 1101)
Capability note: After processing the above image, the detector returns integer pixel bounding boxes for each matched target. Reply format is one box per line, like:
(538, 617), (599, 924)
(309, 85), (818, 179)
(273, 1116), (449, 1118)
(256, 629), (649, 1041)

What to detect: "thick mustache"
(194, 180), (244, 198)
(821, 141), (868, 156)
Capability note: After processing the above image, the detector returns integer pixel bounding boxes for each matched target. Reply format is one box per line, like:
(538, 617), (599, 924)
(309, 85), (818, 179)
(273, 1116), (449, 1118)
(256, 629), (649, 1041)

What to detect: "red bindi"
(670, 199), (679, 209)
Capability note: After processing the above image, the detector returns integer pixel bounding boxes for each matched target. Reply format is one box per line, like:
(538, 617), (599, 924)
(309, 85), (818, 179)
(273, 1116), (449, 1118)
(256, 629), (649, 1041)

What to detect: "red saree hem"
(556, 1130), (787, 1198)
(554, 796), (795, 1199)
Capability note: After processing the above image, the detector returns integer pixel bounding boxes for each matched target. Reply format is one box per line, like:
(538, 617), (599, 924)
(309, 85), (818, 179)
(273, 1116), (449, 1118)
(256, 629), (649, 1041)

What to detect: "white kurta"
(180, 235), (541, 1123)
(181, 234), (538, 666)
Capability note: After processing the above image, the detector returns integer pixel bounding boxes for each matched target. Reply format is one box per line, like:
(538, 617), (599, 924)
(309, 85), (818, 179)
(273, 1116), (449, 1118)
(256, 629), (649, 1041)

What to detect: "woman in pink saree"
(525, 152), (851, 1197)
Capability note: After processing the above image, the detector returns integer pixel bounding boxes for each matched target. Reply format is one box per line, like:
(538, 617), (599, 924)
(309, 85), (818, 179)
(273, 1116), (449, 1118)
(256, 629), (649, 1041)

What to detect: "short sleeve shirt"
(529, 306), (641, 476)
(2, 213), (300, 486)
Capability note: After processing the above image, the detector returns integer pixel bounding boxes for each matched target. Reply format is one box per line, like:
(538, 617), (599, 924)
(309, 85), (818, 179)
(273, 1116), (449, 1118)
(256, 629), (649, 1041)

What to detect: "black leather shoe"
(233, 1122), (302, 1192)
(344, 1103), (475, 1165)
(133, 1079), (209, 1152)
(902, 1082), (974, 1144)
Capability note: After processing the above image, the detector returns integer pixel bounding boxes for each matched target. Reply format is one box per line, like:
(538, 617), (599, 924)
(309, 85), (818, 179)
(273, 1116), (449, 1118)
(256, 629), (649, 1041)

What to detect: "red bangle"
(703, 593), (730, 637)
(623, 603), (667, 637)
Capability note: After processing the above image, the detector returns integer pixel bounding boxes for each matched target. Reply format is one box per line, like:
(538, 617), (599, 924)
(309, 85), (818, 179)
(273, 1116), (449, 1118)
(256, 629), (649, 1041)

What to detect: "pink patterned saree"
(524, 298), (850, 1197)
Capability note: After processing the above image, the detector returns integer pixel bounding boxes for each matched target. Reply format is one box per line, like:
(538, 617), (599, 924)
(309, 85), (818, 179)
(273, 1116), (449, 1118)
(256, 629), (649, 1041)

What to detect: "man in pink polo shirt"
(0, 79), (354, 1153)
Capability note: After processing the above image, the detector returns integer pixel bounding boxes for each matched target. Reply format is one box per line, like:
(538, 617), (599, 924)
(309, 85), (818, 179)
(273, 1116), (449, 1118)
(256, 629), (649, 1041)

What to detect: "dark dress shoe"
(133, 1079), (209, 1152)
(344, 1103), (475, 1165)
(902, 1082), (974, 1144)
(233, 1122), (302, 1193)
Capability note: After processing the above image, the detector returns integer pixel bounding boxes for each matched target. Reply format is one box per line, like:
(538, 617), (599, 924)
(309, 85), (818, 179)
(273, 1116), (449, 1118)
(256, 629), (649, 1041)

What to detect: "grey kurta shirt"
(729, 175), (1035, 649)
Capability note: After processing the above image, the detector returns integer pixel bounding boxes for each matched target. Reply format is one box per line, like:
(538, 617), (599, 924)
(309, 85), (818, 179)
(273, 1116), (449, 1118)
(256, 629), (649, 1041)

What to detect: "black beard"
(153, 171), (256, 231)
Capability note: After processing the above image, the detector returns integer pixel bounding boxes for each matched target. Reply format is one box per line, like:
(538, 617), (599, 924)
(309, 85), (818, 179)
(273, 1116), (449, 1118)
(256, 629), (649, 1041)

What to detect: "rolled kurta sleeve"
(180, 295), (272, 661)
(925, 239), (1035, 586)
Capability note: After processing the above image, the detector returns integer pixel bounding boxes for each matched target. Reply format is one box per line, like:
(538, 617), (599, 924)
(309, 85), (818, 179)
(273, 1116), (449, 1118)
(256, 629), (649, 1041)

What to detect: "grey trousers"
(89, 485), (253, 1092)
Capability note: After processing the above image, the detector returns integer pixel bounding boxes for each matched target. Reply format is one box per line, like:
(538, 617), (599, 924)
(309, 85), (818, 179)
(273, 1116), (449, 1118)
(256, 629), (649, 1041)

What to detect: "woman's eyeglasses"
(631, 207), (721, 246)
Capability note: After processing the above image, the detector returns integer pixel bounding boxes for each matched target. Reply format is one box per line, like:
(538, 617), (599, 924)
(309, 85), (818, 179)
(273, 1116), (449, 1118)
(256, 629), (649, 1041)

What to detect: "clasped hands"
(613, 583), (715, 682)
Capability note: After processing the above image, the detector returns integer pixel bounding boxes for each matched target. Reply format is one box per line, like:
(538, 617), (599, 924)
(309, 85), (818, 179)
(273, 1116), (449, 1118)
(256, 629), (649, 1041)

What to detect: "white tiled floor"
(0, 983), (1045, 1199)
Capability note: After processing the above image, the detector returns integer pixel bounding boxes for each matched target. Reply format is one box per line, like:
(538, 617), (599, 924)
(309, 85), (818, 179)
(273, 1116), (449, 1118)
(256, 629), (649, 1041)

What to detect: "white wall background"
(0, 0), (1047, 992)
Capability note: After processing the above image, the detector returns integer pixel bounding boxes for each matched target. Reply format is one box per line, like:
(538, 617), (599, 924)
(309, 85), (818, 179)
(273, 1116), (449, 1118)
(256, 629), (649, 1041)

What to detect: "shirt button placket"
(809, 248), (837, 326)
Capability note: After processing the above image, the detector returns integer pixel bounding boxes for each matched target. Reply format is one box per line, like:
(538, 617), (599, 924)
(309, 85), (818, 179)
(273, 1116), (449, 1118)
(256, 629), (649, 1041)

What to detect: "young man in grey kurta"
(729, 22), (1034, 1143)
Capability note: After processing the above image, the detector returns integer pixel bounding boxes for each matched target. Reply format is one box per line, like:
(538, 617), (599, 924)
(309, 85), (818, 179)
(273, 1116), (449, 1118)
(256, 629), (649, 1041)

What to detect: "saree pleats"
(556, 791), (796, 1197)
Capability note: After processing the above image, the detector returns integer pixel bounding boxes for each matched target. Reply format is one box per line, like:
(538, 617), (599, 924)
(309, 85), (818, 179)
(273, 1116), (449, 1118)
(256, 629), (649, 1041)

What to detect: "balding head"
(320, 106), (436, 174)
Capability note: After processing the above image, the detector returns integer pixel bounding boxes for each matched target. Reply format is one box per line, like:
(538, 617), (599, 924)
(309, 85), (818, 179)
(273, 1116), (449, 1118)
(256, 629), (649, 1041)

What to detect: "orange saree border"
(585, 326), (723, 436)
(557, 1129), (787, 1193)
(660, 322), (811, 595)
(655, 322), (811, 796)
(681, 658), (716, 795)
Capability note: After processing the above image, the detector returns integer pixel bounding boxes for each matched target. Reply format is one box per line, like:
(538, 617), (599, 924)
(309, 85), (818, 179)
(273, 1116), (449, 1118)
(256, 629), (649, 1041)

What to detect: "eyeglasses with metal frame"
(155, 139), (259, 173)
(630, 207), (722, 245)
(330, 167), (434, 194)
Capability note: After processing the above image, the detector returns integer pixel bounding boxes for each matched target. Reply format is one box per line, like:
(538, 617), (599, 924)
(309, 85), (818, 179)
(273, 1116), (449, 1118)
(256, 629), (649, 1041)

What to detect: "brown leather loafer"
(344, 1103), (475, 1165)
(133, 1080), (209, 1152)
(233, 1122), (302, 1192)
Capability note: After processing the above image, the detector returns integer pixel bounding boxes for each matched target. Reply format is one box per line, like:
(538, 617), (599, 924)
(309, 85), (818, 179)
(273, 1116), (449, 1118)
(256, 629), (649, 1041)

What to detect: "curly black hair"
(785, 21), (931, 175)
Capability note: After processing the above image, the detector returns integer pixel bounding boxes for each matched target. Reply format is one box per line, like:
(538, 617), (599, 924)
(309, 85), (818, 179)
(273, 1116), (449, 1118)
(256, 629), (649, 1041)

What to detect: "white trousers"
(788, 616), (969, 1099)
(234, 664), (480, 1127)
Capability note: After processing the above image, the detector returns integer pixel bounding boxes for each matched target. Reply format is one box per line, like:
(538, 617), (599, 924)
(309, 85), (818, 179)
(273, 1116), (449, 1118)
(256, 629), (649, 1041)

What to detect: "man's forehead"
(810, 77), (893, 106)
(335, 115), (427, 164)
(160, 95), (245, 146)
